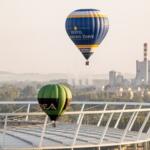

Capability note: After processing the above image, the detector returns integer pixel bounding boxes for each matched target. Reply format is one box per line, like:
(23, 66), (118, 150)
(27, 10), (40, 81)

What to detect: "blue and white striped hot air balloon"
(65, 9), (109, 65)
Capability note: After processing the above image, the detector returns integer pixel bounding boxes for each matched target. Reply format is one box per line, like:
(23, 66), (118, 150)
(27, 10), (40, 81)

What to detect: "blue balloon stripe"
(94, 15), (100, 43)
(100, 17), (109, 43)
(75, 9), (99, 12)
(99, 16), (105, 43)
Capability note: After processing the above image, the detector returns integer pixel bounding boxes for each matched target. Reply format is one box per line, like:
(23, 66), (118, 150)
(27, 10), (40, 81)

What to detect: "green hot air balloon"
(37, 84), (72, 127)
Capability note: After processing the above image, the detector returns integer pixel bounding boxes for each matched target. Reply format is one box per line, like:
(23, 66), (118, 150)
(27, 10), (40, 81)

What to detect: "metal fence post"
(77, 104), (85, 124)
(97, 146), (101, 150)
(114, 104), (126, 129)
(99, 113), (114, 144)
(25, 103), (31, 121)
(128, 105), (142, 131)
(147, 126), (150, 138)
(97, 104), (108, 127)
(121, 112), (136, 142)
(3, 114), (8, 147)
(72, 113), (84, 147)
(137, 112), (150, 140)
(39, 115), (48, 147)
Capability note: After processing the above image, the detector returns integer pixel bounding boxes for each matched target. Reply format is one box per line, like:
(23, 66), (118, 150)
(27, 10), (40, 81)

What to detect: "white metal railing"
(0, 101), (150, 150)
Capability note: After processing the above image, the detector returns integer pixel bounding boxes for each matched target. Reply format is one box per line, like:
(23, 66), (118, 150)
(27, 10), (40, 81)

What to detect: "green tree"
(21, 86), (36, 98)
(0, 84), (20, 101)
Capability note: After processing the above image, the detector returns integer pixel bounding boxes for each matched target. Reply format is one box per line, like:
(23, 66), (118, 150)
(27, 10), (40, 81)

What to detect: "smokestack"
(144, 43), (148, 61)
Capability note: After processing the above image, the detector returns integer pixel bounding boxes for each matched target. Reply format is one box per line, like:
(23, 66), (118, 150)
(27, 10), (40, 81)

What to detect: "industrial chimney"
(143, 42), (148, 84)
(144, 43), (148, 61)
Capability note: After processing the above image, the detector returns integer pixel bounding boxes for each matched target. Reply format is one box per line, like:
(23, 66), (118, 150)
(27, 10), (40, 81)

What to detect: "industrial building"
(109, 43), (150, 87)
(134, 43), (150, 85)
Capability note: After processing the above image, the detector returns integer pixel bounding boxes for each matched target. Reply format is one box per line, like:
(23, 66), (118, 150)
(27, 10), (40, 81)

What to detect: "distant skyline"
(0, 0), (149, 75)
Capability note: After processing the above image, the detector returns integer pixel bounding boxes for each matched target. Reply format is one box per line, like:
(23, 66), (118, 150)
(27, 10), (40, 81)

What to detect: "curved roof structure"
(0, 101), (150, 150)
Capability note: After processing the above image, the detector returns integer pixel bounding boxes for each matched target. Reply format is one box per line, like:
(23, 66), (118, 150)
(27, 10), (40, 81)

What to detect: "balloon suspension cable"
(85, 61), (89, 66)
(52, 121), (56, 128)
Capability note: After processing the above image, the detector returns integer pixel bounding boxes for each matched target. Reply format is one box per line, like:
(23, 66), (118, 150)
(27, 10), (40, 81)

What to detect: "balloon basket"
(85, 61), (89, 66)
(52, 121), (56, 128)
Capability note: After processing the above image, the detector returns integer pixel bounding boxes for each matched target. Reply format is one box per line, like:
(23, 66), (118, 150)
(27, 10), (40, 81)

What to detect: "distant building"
(135, 43), (150, 85)
(109, 71), (127, 87)
(106, 43), (150, 98)
(109, 71), (116, 86)
(116, 74), (124, 86)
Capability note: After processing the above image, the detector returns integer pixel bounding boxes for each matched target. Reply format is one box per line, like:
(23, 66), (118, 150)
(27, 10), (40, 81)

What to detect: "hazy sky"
(0, 0), (149, 75)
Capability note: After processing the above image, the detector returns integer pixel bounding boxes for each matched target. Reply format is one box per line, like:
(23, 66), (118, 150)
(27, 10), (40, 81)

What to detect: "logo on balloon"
(74, 26), (78, 31)
(48, 103), (57, 110)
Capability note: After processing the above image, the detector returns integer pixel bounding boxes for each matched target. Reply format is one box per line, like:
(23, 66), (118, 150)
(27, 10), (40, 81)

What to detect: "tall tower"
(144, 43), (148, 61)
(143, 43), (148, 84)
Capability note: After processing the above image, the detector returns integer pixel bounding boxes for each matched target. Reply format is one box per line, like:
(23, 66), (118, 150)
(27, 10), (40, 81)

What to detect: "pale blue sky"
(0, 0), (149, 75)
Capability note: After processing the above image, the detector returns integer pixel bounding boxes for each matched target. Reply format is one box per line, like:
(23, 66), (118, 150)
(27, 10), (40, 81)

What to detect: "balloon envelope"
(37, 84), (72, 121)
(65, 9), (109, 65)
